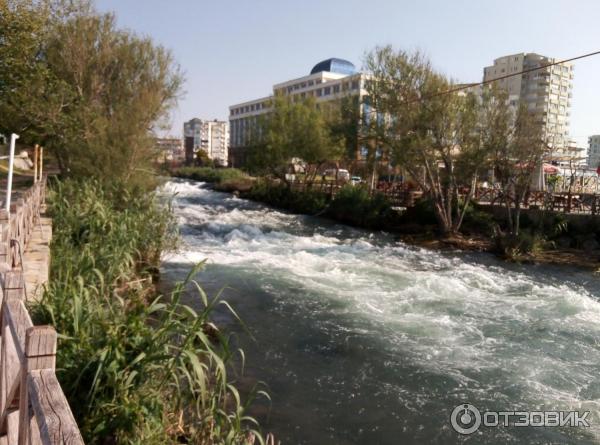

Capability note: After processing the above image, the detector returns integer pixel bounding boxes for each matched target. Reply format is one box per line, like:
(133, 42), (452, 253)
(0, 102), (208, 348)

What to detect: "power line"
(418, 49), (600, 102)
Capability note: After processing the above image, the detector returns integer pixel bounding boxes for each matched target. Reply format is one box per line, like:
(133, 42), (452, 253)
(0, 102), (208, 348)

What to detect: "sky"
(95, 0), (600, 147)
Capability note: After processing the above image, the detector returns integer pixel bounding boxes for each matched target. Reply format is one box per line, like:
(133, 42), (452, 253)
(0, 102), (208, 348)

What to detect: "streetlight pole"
(5, 133), (19, 213)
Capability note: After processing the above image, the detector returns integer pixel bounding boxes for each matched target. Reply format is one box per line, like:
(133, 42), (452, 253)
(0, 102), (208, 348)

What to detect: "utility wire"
(415, 49), (600, 103)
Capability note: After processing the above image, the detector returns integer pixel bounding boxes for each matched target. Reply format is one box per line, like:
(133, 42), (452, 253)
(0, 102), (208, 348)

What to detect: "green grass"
(30, 179), (271, 444)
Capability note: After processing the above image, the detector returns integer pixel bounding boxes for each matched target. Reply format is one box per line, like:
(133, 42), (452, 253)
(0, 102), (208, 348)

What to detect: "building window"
(324, 86), (331, 95)
(333, 84), (340, 93)
(352, 80), (359, 90)
(316, 89), (322, 97)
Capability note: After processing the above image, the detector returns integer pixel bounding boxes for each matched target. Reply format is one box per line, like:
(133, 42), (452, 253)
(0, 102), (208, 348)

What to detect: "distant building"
(588, 135), (600, 169)
(183, 119), (229, 166)
(155, 137), (183, 161)
(557, 139), (587, 167)
(483, 53), (574, 151)
(228, 58), (367, 167)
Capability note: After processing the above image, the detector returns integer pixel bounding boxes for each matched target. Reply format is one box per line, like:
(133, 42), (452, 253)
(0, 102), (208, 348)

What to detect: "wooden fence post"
(2, 271), (24, 303)
(0, 210), (9, 268)
(18, 326), (56, 445)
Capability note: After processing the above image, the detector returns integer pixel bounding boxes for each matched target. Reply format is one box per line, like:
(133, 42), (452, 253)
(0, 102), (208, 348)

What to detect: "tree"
(247, 95), (344, 187)
(364, 46), (489, 235)
(0, 1), (183, 186)
(490, 102), (547, 236)
(195, 149), (212, 166)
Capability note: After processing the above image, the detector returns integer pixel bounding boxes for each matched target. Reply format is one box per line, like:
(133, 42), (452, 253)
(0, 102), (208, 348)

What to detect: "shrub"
(461, 205), (497, 237)
(171, 167), (246, 184)
(31, 179), (270, 444)
(402, 197), (438, 226)
(327, 185), (392, 229)
(494, 230), (546, 260)
(245, 180), (328, 215)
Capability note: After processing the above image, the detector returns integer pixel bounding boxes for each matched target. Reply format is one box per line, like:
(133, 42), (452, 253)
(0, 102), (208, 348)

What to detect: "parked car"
(323, 168), (351, 181)
(351, 176), (362, 185)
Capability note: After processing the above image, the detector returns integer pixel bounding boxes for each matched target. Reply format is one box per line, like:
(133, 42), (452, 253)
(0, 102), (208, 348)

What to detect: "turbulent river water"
(161, 179), (600, 445)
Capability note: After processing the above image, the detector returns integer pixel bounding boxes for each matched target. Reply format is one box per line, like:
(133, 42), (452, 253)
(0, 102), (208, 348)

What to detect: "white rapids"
(162, 179), (600, 445)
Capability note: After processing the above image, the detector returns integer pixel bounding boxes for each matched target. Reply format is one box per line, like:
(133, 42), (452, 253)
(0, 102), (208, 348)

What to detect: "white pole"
(33, 144), (38, 183)
(39, 146), (43, 182)
(5, 133), (19, 212)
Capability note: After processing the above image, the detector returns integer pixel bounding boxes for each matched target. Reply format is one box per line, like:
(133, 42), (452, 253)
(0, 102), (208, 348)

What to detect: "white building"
(228, 58), (366, 166)
(183, 118), (229, 166)
(483, 53), (574, 151)
(588, 135), (600, 169)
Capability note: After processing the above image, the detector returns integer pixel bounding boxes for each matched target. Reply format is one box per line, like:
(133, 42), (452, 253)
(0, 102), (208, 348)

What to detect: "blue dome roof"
(310, 58), (356, 75)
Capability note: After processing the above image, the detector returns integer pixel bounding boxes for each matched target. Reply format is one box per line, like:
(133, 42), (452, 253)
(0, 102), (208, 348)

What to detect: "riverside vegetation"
(30, 180), (272, 444)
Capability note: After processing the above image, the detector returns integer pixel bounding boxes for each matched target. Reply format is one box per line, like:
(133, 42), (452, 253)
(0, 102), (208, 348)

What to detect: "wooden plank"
(2, 272), (24, 303)
(28, 407), (41, 445)
(0, 312), (22, 423)
(3, 272), (24, 292)
(23, 328), (55, 372)
(27, 371), (83, 445)
(5, 302), (33, 361)
(6, 410), (17, 445)
(18, 327), (56, 445)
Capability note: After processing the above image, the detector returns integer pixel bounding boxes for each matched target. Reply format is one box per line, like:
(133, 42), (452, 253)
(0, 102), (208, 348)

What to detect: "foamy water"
(162, 179), (600, 444)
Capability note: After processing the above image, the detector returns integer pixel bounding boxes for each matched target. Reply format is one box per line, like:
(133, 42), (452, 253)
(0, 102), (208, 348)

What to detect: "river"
(161, 179), (600, 445)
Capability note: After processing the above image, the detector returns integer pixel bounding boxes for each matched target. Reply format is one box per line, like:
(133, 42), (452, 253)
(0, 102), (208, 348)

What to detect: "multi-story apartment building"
(183, 118), (229, 166)
(483, 53), (574, 152)
(588, 135), (600, 169)
(155, 137), (183, 162)
(228, 58), (366, 166)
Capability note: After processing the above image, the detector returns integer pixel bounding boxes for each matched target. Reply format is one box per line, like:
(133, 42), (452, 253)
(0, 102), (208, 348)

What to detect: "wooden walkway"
(0, 178), (83, 445)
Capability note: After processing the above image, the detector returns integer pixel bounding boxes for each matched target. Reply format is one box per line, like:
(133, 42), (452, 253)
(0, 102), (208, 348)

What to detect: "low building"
(228, 58), (367, 167)
(183, 118), (229, 166)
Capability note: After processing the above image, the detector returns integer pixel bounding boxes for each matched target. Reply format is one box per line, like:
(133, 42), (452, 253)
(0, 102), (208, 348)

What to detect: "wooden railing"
(0, 178), (84, 445)
(0, 179), (46, 270)
(474, 188), (600, 215)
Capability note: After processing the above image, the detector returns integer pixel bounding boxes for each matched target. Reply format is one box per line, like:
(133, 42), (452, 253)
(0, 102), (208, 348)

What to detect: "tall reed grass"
(30, 179), (273, 444)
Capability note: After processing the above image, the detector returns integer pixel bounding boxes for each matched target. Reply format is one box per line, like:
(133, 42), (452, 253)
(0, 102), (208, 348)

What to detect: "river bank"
(32, 179), (273, 444)
(170, 170), (600, 272)
(162, 178), (600, 445)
